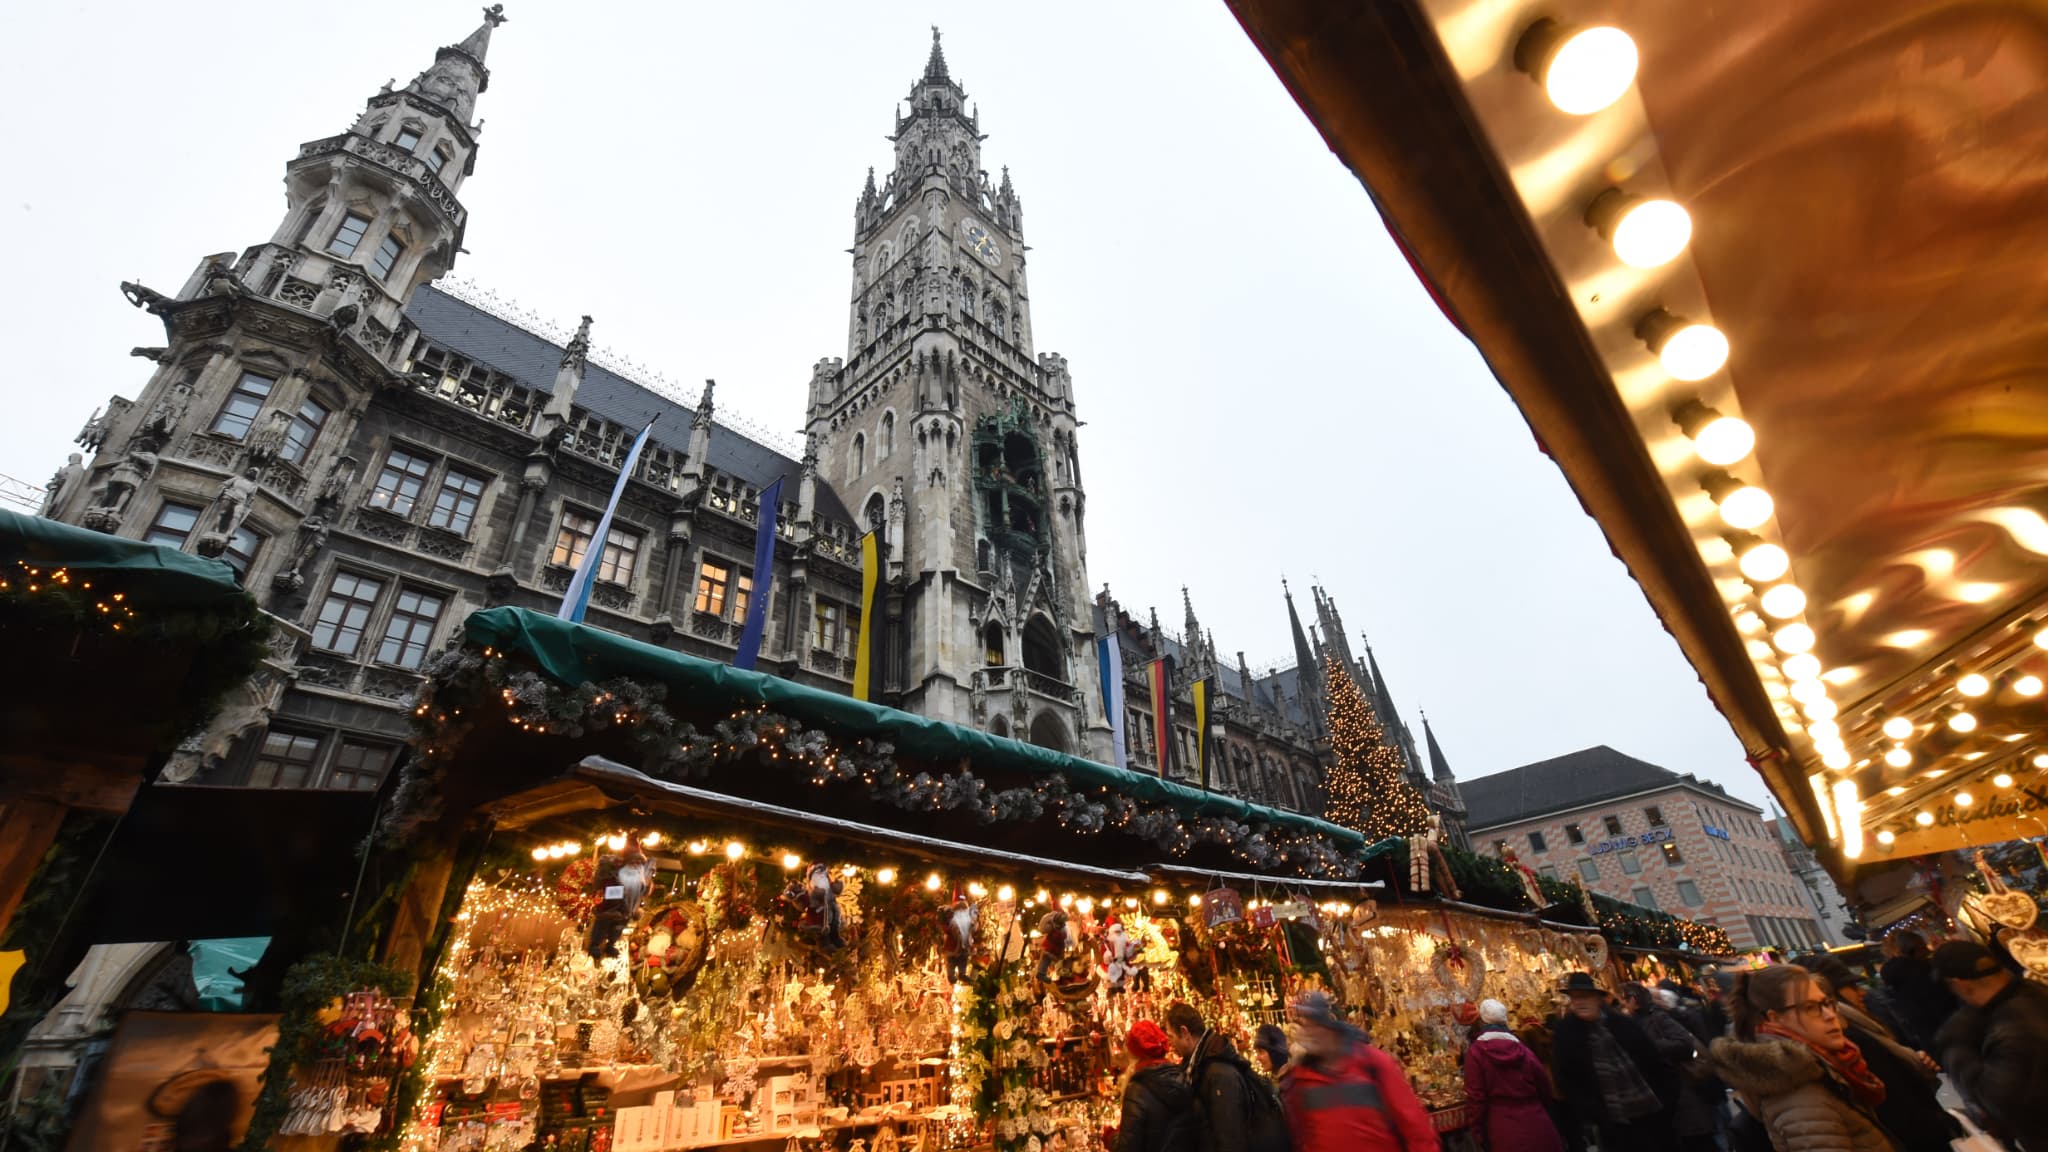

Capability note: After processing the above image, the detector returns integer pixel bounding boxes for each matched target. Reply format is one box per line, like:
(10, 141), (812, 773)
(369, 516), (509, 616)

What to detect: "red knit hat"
(1126, 1020), (1172, 1061)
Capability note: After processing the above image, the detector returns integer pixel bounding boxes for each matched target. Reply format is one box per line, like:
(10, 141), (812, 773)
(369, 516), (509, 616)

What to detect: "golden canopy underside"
(1226, 0), (2048, 875)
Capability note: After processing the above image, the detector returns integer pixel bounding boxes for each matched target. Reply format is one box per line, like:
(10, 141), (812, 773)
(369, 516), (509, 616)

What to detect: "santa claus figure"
(1099, 918), (1146, 994)
(945, 897), (978, 982)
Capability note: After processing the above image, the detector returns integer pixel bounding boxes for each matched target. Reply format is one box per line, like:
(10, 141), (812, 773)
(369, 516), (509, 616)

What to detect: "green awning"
(0, 508), (247, 610)
(461, 606), (1369, 849)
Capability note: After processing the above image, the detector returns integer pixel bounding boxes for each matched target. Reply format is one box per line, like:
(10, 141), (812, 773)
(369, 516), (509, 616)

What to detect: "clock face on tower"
(959, 218), (1003, 267)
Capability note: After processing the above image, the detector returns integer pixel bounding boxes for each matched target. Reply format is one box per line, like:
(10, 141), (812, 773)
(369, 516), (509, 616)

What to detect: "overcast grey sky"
(0, 1), (1771, 808)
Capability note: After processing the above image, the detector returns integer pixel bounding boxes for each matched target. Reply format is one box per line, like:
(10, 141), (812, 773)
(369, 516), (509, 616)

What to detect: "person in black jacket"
(1117, 1020), (1200, 1152)
(1878, 930), (1958, 1049)
(1549, 974), (1676, 1152)
(1935, 941), (2048, 1152)
(1165, 1003), (1287, 1152)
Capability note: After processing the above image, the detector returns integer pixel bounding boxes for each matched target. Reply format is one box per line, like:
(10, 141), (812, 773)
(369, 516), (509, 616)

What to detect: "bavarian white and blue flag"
(556, 418), (656, 625)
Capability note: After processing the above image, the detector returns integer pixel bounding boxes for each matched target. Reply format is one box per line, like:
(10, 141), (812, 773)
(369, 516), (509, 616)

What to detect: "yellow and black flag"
(851, 531), (883, 701)
(1191, 677), (1213, 789)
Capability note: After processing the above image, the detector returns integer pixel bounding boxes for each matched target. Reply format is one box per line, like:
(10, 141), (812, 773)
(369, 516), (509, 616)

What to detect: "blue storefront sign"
(1589, 826), (1674, 855)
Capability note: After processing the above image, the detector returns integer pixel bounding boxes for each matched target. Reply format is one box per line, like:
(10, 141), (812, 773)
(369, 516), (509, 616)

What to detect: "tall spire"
(1284, 578), (1316, 676)
(540, 314), (592, 425)
(1423, 714), (1457, 783)
(405, 5), (507, 123)
(925, 25), (950, 82)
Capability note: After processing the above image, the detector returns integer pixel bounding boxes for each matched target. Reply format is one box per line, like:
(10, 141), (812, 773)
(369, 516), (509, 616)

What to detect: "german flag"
(1145, 657), (1173, 778)
(851, 532), (883, 701)
(1191, 677), (1212, 789)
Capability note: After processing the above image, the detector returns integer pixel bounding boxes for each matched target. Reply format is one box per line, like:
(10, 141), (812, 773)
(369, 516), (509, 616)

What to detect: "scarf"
(1758, 1022), (1887, 1109)
(1585, 1019), (1662, 1122)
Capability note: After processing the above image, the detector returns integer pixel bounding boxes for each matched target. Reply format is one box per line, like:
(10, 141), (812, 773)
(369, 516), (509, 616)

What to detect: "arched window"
(975, 539), (993, 573)
(989, 715), (1010, 739)
(864, 493), (886, 534)
(1021, 616), (1063, 681)
(983, 621), (1005, 666)
(880, 412), (895, 460)
(849, 433), (866, 483)
(1027, 711), (1069, 754)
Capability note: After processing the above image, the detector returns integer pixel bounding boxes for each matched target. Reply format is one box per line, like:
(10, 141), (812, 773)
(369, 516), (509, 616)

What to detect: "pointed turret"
(1283, 578), (1325, 737)
(406, 4), (507, 124)
(539, 314), (591, 427)
(924, 25), (950, 82)
(1182, 586), (1202, 651)
(1284, 578), (1315, 676)
(1423, 714), (1456, 783)
(1363, 637), (1425, 781)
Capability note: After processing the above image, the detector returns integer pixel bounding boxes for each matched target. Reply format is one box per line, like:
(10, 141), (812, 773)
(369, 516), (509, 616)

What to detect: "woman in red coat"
(1464, 1000), (1567, 1152)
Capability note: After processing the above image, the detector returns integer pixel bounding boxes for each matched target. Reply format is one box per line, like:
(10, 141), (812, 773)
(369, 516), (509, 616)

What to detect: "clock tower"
(805, 29), (1103, 757)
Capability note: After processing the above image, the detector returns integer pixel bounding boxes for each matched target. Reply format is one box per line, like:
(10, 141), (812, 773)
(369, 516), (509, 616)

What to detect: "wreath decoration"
(632, 899), (709, 1000)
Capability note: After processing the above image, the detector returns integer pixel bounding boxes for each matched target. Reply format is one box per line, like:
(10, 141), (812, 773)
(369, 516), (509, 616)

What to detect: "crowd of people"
(1107, 931), (2048, 1152)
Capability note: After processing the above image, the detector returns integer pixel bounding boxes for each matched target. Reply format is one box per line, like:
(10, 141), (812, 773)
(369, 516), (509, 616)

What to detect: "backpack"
(1194, 1052), (1291, 1152)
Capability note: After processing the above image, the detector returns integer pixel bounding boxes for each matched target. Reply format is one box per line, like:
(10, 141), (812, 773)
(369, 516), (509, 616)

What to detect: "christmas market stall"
(249, 607), (1731, 1151)
(1222, 0), (2048, 905)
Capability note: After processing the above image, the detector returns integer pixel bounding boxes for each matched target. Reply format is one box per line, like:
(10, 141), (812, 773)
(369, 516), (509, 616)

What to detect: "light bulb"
(1789, 678), (1828, 704)
(1695, 416), (1755, 466)
(1152, 889), (1169, 906)
(1949, 711), (1977, 733)
(1783, 653), (1822, 682)
(1739, 542), (1790, 582)
(1956, 791), (1975, 807)
(2017, 675), (2044, 697)
(1076, 898), (1094, 915)
(996, 885), (1015, 902)
(687, 840), (708, 855)
(1035, 888), (1050, 903)
(1876, 830), (1895, 846)
(1994, 773), (2014, 788)
(1611, 199), (1691, 268)
(1760, 584), (1807, 620)
(1059, 892), (1074, 908)
(1881, 716), (1914, 741)
(877, 868), (897, 885)
(1718, 485), (1774, 530)
(1885, 746), (1912, 768)
(1821, 747), (1851, 770)
(925, 872), (943, 891)
(1807, 719), (1840, 742)
(1187, 894), (1202, 908)
(1958, 673), (1991, 698)
(782, 852), (802, 870)
(1774, 623), (1816, 655)
(641, 831), (662, 848)
(1660, 324), (1730, 381)
(1542, 26), (1638, 114)
(1804, 698), (1839, 721)
(968, 882), (988, 898)
(606, 834), (628, 852)
(2036, 753), (2048, 769)
(725, 841), (746, 860)
(2037, 626), (2048, 650)
(1124, 897), (1138, 908)
(545, 844), (565, 860)
(532, 846), (551, 861)
(1915, 811), (1935, 826)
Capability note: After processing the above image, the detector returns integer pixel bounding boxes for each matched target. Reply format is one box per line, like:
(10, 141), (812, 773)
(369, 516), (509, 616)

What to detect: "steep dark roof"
(1460, 745), (1745, 830)
(405, 286), (850, 523)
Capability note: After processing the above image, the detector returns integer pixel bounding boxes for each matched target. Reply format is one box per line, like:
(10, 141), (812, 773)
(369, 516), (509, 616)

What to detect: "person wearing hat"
(1115, 1020), (1199, 1152)
(1251, 1024), (1290, 1079)
(1549, 972), (1676, 1152)
(1877, 929), (1958, 1049)
(1791, 952), (1959, 1151)
(1933, 940), (2048, 1152)
(1464, 999), (1566, 1152)
(1279, 990), (1439, 1152)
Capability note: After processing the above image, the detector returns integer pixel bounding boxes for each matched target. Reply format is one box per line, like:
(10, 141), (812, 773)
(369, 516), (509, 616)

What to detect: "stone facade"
(42, 21), (1468, 830)
(1474, 774), (1824, 952)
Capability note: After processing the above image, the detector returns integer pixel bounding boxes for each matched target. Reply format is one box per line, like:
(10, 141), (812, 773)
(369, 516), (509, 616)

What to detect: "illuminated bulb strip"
(1833, 780), (1863, 858)
(1809, 773), (1839, 842)
(1881, 716), (1914, 741)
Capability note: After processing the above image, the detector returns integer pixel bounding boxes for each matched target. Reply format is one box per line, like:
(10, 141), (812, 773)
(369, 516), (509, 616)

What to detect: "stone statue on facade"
(249, 409), (294, 464)
(88, 446), (158, 521)
(315, 454), (359, 513)
(75, 407), (111, 452)
(119, 280), (174, 315)
(141, 377), (194, 441)
(42, 454), (84, 518)
(198, 468), (261, 556)
(201, 256), (245, 300)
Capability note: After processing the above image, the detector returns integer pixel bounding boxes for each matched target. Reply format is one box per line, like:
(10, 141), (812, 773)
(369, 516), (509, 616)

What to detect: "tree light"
(1881, 716), (1914, 741)
(1957, 673), (1991, 698)
(1760, 584), (1807, 620)
(725, 841), (746, 861)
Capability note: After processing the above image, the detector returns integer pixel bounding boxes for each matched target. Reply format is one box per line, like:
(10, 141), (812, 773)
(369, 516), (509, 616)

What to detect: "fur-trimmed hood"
(1709, 1034), (1825, 1096)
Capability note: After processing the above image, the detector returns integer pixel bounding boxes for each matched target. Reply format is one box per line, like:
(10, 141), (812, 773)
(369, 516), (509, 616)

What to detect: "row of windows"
(1547, 804), (1669, 849)
(212, 371), (332, 466)
(1747, 914), (1824, 951)
(310, 571), (446, 669)
(1517, 830), (1685, 868)
(368, 447), (487, 535)
(145, 501), (263, 580)
(693, 554), (849, 652)
(250, 726), (396, 791)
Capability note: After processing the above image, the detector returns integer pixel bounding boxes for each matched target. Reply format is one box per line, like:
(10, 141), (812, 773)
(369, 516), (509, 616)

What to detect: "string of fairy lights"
(0, 562), (137, 629)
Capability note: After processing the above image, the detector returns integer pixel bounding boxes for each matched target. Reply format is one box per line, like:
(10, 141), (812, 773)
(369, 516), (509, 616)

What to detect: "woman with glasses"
(1708, 965), (1895, 1152)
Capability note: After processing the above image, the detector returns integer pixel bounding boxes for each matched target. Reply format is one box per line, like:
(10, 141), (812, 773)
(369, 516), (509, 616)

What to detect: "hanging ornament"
(1201, 887), (1244, 929)
(1972, 850), (2039, 930)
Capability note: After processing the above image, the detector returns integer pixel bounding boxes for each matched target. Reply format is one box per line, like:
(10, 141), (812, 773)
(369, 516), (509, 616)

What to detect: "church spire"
(406, 4), (507, 123)
(1423, 714), (1457, 783)
(924, 25), (950, 82)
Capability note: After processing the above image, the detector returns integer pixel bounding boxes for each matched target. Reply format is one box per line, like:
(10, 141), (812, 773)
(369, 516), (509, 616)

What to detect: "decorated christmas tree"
(1320, 656), (1433, 839)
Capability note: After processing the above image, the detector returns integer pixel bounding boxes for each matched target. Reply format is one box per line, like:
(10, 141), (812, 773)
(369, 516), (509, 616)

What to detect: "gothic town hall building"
(41, 13), (1468, 844)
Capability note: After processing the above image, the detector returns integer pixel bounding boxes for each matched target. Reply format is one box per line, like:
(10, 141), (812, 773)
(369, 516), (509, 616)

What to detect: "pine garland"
(1319, 657), (1432, 839)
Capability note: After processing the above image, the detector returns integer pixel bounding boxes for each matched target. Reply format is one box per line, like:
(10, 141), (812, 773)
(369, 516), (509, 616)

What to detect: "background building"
(1766, 811), (1854, 946)
(1463, 746), (1823, 952)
